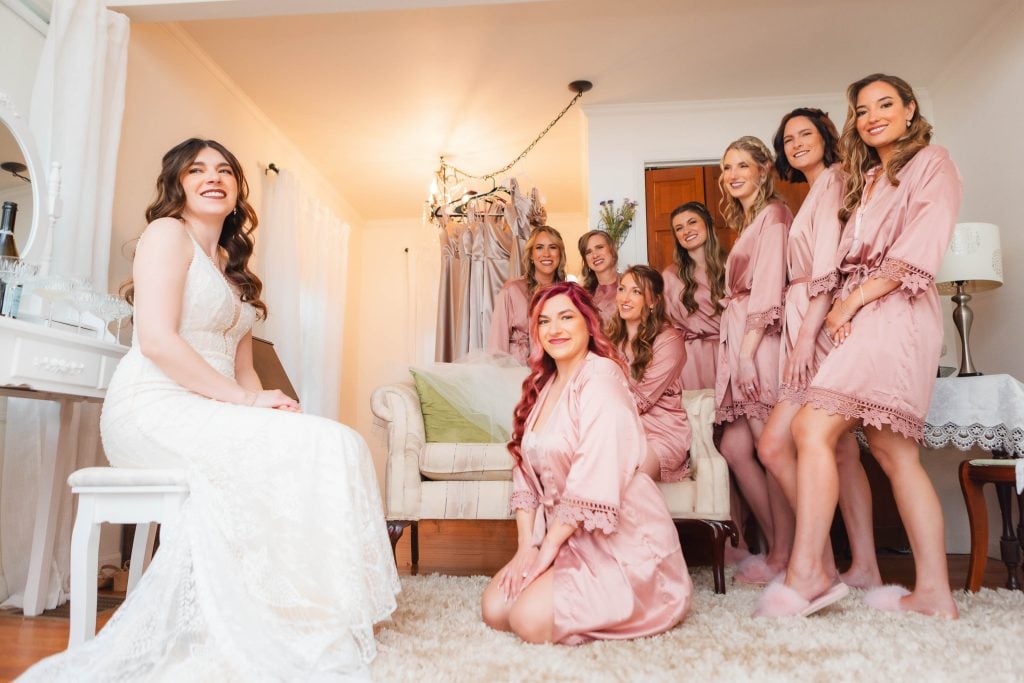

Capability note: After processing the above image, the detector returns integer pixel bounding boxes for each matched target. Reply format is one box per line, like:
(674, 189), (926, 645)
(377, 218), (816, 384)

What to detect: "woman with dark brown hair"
(662, 201), (726, 390)
(577, 229), (620, 324)
(488, 225), (567, 364)
(759, 75), (962, 618)
(22, 138), (400, 680)
(481, 281), (690, 644)
(607, 265), (691, 482)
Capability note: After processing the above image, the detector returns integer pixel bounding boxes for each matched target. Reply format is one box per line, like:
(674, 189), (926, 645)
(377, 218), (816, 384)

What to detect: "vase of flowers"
(597, 198), (639, 248)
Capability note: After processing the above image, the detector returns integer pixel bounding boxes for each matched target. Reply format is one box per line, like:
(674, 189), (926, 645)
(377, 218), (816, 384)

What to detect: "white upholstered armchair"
(371, 384), (737, 592)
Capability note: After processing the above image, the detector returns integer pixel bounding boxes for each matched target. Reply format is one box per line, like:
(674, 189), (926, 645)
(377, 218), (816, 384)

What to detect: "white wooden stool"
(68, 467), (189, 646)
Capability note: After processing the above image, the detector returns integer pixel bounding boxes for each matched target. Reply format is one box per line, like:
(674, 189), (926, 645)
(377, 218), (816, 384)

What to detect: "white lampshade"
(936, 222), (1003, 295)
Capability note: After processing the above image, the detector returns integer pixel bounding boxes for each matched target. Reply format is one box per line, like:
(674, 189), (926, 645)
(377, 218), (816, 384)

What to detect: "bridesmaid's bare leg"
(508, 569), (555, 643)
(786, 406), (850, 600)
(719, 418), (775, 549)
(835, 432), (882, 589)
(750, 417), (793, 575)
(481, 572), (514, 632)
(863, 426), (958, 618)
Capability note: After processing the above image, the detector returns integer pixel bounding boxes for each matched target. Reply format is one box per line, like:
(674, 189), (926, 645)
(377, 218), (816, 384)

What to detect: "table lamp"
(936, 222), (1003, 377)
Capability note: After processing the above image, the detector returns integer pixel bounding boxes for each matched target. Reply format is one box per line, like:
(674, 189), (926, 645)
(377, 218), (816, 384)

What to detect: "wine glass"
(110, 298), (133, 345)
(29, 274), (75, 327)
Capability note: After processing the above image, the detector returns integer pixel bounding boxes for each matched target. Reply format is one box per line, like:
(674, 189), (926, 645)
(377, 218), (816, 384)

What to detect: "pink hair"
(507, 281), (627, 466)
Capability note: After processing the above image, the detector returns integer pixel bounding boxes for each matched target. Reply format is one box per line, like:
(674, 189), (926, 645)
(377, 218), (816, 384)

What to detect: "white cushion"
(968, 459), (1017, 467)
(419, 443), (514, 481)
(418, 480), (515, 519)
(68, 467), (189, 489)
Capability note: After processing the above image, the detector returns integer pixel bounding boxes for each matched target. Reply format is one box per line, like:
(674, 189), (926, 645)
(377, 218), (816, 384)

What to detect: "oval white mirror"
(0, 93), (49, 263)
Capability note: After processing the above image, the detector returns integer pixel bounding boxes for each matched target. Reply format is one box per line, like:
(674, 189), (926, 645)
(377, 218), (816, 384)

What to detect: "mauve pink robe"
(623, 327), (692, 482)
(591, 281), (619, 327)
(488, 277), (530, 364)
(778, 165), (845, 404)
(663, 266), (721, 390)
(510, 353), (691, 645)
(806, 146), (962, 440)
(714, 201), (792, 423)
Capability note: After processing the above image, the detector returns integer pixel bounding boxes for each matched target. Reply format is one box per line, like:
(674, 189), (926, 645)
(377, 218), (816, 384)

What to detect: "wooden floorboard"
(1, 520), (1015, 681)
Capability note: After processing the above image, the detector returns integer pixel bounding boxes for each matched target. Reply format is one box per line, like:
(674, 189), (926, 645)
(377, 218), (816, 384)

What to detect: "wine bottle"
(0, 201), (19, 316)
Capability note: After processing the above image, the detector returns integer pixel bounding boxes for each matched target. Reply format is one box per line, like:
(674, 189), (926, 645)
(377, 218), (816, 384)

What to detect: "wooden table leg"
(959, 460), (989, 592)
(992, 449), (1022, 591)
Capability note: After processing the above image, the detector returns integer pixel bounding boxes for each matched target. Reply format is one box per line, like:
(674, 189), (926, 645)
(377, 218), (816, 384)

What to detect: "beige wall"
(112, 23), (366, 426)
(923, 2), (1024, 557)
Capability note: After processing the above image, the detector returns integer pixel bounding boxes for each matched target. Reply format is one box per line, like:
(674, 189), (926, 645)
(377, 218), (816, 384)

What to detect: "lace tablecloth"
(923, 374), (1024, 458)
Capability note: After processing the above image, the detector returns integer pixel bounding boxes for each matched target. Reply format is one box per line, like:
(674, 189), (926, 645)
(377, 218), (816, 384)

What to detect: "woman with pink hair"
(480, 282), (690, 644)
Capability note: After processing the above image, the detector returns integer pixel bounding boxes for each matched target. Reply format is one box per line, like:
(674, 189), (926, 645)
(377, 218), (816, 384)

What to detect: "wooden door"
(644, 166), (704, 273)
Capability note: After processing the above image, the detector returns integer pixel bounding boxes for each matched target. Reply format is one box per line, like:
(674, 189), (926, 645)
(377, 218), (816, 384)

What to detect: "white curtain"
(258, 169), (350, 420)
(0, 0), (128, 608)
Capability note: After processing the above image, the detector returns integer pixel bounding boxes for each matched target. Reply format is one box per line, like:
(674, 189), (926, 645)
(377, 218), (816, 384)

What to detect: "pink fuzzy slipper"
(733, 555), (778, 586)
(753, 581), (850, 617)
(863, 585), (911, 611)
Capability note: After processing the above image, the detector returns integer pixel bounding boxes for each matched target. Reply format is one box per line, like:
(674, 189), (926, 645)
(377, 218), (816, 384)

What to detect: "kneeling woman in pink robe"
(607, 265), (692, 482)
(481, 282), (691, 644)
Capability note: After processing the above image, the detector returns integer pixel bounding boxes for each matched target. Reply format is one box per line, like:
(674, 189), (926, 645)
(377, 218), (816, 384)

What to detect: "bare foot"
(901, 587), (959, 619)
(783, 566), (834, 603)
(839, 566), (883, 590)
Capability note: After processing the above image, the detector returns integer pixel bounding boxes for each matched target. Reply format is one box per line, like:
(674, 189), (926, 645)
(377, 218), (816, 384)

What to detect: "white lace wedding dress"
(20, 237), (400, 681)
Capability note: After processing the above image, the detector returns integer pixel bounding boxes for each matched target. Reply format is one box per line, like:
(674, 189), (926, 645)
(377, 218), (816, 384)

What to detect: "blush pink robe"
(778, 165), (845, 403)
(715, 202), (792, 423)
(663, 266), (721, 390)
(591, 281), (619, 327)
(623, 327), (692, 482)
(510, 353), (691, 645)
(487, 277), (531, 364)
(806, 146), (962, 440)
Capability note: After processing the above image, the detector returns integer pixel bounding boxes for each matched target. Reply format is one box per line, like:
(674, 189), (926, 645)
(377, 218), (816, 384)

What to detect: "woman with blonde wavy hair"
(758, 74), (962, 618)
(713, 136), (794, 585)
(480, 282), (690, 644)
(577, 229), (620, 324)
(607, 265), (691, 482)
(488, 225), (567, 364)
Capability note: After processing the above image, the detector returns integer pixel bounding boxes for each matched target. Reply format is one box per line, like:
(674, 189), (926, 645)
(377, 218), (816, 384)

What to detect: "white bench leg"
(127, 522), (156, 594)
(69, 495), (100, 647)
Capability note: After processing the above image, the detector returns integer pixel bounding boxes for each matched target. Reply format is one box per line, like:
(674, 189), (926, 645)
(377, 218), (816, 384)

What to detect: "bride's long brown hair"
(507, 282), (626, 467)
(123, 138), (267, 319)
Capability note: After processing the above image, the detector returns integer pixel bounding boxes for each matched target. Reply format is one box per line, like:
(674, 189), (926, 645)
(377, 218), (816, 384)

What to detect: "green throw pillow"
(410, 369), (495, 443)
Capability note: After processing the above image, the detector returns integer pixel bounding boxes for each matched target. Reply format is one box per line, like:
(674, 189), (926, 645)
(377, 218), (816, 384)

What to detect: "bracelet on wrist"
(244, 390), (258, 406)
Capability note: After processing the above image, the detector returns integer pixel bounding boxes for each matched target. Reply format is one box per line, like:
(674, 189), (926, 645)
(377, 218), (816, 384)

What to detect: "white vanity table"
(0, 317), (126, 615)
(0, 93), (127, 615)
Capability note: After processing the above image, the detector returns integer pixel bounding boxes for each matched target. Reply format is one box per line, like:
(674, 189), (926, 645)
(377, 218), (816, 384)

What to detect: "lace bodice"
(177, 239), (257, 376)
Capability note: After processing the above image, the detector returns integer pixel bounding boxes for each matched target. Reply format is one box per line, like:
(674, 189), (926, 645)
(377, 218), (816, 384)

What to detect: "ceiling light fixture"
(0, 161), (31, 183)
(427, 80), (593, 224)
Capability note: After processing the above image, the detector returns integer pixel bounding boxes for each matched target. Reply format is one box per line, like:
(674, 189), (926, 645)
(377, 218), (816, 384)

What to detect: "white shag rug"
(370, 569), (1022, 682)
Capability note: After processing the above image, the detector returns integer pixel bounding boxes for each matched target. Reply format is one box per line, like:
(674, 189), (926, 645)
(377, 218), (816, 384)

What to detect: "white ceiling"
(120, 0), (1007, 220)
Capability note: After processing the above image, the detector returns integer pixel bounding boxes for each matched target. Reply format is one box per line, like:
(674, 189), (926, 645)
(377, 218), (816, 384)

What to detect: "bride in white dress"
(21, 139), (400, 681)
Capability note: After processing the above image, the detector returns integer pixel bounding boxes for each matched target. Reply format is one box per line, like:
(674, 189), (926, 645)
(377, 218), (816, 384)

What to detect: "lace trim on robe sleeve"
(631, 384), (655, 415)
(744, 305), (784, 333)
(879, 257), (934, 297)
(806, 270), (840, 299)
(509, 490), (539, 514)
(553, 496), (619, 534)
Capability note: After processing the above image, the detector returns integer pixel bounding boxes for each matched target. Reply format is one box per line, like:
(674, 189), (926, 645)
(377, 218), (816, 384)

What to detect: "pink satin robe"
(510, 353), (691, 645)
(714, 201), (792, 423)
(806, 146), (962, 440)
(487, 277), (531, 364)
(662, 266), (721, 390)
(623, 327), (692, 482)
(591, 282), (619, 328)
(778, 165), (845, 403)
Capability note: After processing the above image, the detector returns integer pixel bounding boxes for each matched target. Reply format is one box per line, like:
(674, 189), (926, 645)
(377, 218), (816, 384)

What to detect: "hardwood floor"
(1, 520), (1015, 681)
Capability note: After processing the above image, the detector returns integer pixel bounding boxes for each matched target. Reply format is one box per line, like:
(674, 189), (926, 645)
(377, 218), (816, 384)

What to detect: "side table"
(923, 374), (1024, 591)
